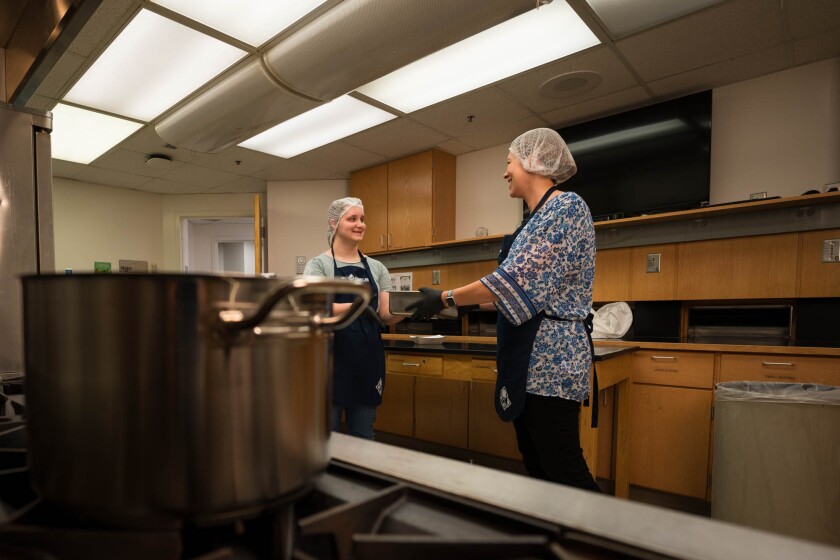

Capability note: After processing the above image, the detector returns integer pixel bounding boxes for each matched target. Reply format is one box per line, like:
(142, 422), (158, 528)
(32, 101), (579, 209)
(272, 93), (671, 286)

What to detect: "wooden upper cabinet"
(349, 163), (388, 254)
(630, 244), (678, 301)
(798, 228), (840, 297)
(349, 149), (455, 253)
(676, 233), (799, 299)
(593, 247), (632, 303)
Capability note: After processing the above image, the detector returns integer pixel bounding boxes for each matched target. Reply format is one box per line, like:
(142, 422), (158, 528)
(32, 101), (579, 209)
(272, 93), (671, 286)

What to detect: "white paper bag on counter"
(591, 302), (632, 339)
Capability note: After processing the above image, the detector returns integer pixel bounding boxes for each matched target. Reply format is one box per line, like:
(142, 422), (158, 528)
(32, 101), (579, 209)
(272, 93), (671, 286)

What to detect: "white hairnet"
(327, 197), (364, 245)
(509, 128), (576, 182)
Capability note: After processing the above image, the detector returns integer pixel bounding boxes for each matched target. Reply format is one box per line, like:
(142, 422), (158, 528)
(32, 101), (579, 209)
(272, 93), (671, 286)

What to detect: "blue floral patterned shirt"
(480, 191), (595, 401)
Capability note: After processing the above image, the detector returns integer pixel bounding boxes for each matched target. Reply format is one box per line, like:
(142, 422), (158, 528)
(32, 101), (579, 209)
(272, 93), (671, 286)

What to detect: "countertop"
(330, 433), (840, 560)
(383, 339), (638, 361)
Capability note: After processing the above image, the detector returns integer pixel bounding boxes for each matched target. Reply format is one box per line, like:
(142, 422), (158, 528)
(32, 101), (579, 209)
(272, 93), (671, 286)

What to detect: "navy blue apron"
(331, 249), (386, 407)
(494, 187), (598, 427)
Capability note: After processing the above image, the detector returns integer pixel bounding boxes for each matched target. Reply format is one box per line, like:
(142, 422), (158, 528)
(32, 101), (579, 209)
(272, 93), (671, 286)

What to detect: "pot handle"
(216, 276), (371, 335)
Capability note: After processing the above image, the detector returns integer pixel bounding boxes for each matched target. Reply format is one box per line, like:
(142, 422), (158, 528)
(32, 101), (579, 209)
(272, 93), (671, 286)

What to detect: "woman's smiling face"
(503, 152), (528, 199)
(335, 206), (366, 243)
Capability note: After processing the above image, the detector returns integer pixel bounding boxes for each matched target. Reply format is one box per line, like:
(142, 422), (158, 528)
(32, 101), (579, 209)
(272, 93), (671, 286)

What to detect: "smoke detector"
(145, 154), (173, 169)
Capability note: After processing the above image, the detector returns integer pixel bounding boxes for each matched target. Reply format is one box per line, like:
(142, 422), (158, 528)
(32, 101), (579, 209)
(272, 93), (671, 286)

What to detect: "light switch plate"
(432, 270), (440, 285)
(295, 256), (306, 274)
(646, 253), (661, 273)
(823, 240), (840, 263)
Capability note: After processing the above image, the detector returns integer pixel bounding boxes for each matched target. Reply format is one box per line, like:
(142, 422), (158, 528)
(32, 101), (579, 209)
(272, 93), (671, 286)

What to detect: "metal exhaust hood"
(155, 0), (544, 154)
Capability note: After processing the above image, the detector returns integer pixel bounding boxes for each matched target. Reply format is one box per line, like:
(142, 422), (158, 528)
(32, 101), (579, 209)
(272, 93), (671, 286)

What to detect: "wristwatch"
(444, 289), (457, 308)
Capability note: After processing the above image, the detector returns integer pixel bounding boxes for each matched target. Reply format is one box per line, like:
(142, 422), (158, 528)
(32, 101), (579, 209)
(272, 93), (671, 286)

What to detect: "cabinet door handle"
(401, 362), (421, 367)
(380, 234), (385, 248)
(761, 362), (795, 367)
(650, 356), (676, 361)
(387, 233), (392, 247)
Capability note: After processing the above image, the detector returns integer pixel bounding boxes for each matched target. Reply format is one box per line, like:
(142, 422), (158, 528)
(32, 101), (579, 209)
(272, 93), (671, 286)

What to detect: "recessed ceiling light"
(150, 0), (328, 47)
(63, 9), (246, 121)
(50, 103), (143, 164)
(239, 96), (396, 158)
(356, 1), (599, 113)
(539, 71), (603, 99)
(584, 0), (726, 38)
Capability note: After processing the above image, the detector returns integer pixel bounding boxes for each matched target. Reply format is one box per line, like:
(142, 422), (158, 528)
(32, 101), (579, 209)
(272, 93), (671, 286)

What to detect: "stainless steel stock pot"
(21, 273), (369, 526)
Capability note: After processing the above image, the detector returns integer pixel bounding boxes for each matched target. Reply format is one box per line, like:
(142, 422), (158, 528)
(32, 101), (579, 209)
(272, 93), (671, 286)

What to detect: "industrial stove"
(1, 377), (837, 560)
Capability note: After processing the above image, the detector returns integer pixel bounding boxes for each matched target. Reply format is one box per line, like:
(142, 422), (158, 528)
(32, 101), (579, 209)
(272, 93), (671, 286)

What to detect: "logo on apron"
(376, 378), (383, 396)
(499, 386), (511, 410)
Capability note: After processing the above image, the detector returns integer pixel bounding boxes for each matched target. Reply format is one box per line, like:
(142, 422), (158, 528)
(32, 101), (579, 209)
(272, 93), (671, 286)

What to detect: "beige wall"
(455, 145), (522, 239)
(265, 180), (347, 276)
(52, 177), (164, 272)
(711, 57), (840, 203)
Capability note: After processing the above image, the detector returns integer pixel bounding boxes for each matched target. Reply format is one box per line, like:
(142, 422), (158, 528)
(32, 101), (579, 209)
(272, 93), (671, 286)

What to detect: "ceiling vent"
(155, 0), (542, 154)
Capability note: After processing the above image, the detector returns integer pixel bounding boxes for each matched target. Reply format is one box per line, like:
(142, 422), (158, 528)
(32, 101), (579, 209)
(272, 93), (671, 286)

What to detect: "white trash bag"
(591, 302), (632, 339)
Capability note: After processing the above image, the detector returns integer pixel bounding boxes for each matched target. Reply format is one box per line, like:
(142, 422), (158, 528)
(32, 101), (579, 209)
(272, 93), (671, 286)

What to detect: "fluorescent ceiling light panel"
(64, 9), (246, 121)
(239, 96), (396, 158)
(356, 1), (599, 113)
(50, 103), (143, 164)
(150, 0), (328, 47)
(584, 0), (726, 37)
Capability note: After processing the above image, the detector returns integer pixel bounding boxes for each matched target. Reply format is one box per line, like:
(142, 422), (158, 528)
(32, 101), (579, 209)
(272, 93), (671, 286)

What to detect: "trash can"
(712, 382), (840, 546)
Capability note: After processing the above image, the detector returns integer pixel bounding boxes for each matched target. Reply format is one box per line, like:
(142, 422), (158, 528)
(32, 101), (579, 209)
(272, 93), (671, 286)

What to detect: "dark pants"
(513, 393), (601, 492)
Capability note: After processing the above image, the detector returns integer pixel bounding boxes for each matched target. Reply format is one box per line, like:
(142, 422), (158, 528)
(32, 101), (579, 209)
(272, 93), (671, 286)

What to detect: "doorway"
(181, 217), (255, 274)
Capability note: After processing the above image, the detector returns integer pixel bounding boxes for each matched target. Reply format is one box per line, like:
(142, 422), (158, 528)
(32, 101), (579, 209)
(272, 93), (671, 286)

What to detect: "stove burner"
(0, 381), (675, 560)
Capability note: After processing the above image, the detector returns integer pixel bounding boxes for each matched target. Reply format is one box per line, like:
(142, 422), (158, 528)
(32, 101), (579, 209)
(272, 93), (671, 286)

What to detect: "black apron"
(331, 250), (386, 407)
(494, 187), (598, 427)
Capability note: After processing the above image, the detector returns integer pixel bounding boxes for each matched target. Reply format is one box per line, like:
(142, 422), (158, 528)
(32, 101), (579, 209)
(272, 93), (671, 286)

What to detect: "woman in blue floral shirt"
(408, 128), (600, 492)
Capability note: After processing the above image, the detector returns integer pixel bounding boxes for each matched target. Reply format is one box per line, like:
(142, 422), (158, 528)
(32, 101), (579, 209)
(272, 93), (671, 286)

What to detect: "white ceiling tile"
(90, 149), (186, 177)
(206, 176), (267, 194)
(251, 159), (345, 181)
(191, 147), (279, 175)
(132, 178), (212, 194)
(434, 139), (475, 155)
(343, 117), (449, 159)
(456, 116), (549, 151)
(494, 46), (638, 114)
(584, 0), (727, 38)
(616, 0), (784, 81)
(785, 0), (840, 39)
(411, 88), (534, 138)
(32, 52), (87, 99)
(647, 46), (788, 98)
(291, 143), (387, 174)
(159, 163), (241, 188)
(793, 30), (840, 66)
(541, 87), (653, 128)
(74, 166), (153, 189)
(51, 159), (87, 179)
(66, 0), (138, 58)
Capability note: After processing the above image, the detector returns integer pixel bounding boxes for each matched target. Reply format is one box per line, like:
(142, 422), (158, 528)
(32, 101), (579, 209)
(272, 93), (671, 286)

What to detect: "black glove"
(405, 287), (444, 321)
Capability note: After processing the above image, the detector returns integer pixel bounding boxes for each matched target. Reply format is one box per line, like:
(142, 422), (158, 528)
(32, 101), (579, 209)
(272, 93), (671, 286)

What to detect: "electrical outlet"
(295, 256), (306, 274)
(749, 191), (767, 200)
(646, 253), (661, 273)
(823, 239), (840, 263)
(432, 270), (440, 285)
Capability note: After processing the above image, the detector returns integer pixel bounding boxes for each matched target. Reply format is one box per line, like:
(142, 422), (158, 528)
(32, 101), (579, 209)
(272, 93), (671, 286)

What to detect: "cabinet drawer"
(632, 351), (714, 389)
(471, 358), (497, 381)
(387, 354), (443, 376)
(719, 354), (840, 386)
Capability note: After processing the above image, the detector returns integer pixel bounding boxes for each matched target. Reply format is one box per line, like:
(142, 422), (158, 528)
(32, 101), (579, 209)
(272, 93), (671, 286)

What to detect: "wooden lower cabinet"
(414, 376), (469, 448)
(629, 384), (712, 499)
(468, 381), (520, 460)
(719, 354), (840, 386)
(374, 372), (415, 437)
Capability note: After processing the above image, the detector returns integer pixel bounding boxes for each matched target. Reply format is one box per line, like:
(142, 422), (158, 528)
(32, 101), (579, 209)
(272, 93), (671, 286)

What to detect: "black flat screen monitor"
(556, 91), (712, 221)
